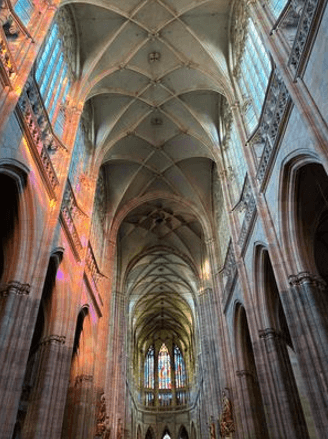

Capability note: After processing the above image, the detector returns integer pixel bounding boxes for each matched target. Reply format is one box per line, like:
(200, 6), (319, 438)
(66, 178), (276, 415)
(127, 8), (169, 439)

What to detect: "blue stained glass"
(158, 344), (171, 390)
(44, 53), (63, 108)
(270, 0), (287, 18)
(174, 346), (186, 388)
(14, 0), (34, 26)
(49, 65), (67, 119)
(36, 25), (58, 83)
(40, 41), (61, 96)
(144, 346), (154, 389)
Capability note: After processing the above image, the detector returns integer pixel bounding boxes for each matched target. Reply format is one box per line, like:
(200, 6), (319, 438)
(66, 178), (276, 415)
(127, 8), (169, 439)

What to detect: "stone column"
(257, 328), (309, 438)
(285, 272), (328, 437)
(0, 281), (34, 439)
(68, 374), (95, 439)
(22, 334), (72, 439)
(235, 370), (268, 439)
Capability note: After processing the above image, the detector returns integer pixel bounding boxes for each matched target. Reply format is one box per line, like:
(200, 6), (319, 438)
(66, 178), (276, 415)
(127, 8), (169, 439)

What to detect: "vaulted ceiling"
(66, 0), (233, 363)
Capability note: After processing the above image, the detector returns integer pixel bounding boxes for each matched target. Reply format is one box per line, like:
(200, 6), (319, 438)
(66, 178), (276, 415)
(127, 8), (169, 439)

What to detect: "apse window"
(143, 343), (188, 407)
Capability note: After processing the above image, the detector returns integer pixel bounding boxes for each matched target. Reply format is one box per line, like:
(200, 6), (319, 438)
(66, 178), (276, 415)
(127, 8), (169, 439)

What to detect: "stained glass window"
(237, 17), (271, 133)
(270, 0), (288, 18)
(144, 346), (155, 389)
(158, 343), (171, 390)
(174, 346), (186, 388)
(35, 21), (71, 130)
(14, 0), (34, 26)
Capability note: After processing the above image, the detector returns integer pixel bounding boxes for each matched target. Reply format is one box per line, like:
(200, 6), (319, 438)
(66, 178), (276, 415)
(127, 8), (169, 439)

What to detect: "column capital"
(0, 280), (30, 297)
(40, 334), (66, 345)
(288, 271), (326, 290)
(75, 374), (93, 385)
(259, 327), (281, 340)
(236, 369), (256, 380)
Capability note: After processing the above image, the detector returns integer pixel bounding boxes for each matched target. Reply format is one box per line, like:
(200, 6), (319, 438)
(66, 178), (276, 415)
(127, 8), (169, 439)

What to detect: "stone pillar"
(257, 328), (310, 438)
(235, 370), (268, 439)
(0, 281), (34, 439)
(22, 335), (72, 439)
(64, 374), (95, 439)
(285, 272), (328, 437)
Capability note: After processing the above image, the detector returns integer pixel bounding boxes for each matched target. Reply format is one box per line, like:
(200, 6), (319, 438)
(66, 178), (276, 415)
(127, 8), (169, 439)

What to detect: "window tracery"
(174, 346), (186, 389)
(14, 0), (34, 26)
(158, 343), (171, 390)
(34, 7), (77, 134)
(231, 2), (271, 133)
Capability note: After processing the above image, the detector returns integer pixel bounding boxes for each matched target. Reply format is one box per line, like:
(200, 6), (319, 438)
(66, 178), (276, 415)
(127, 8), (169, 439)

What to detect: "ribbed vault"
(65, 0), (233, 408)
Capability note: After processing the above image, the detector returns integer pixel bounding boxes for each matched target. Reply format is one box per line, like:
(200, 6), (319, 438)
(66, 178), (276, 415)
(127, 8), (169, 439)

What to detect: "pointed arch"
(178, 425), (189, 439)
(145, 426), (155, 439)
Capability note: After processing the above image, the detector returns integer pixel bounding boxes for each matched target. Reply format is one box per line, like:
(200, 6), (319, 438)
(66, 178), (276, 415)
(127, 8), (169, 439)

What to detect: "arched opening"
(178, 425), (189, 439)
(137, 425), (142, 439)
(0, 173), (20, 284)
(61, 306), (94, 439)
(235, 304), (268, 438)
(162, 427), (171, 439)
(190, 422), (196, 439)
(145, 426), (155, 439)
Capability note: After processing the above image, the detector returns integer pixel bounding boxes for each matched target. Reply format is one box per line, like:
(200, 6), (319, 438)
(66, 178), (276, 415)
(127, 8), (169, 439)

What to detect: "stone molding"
(75, 374), (93, 386)
(288, 0), (321, 75)
(259, 327), (281, 340)
(253, 70), (291, 185)
(236, 369), (256, 380)
(40, 334), (66, 345)
(237, 176), (257, 251)
(288, 271), (326, 290)
(0, 280), (30, 297)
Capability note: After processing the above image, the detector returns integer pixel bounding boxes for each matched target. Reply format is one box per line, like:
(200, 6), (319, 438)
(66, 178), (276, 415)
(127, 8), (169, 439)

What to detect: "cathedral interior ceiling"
(65, 0), (232, 347)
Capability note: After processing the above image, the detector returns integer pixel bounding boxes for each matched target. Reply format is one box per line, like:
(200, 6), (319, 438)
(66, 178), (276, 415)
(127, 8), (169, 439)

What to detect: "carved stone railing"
(61, 181), (83, 259)
(18, 77), (66, 194)
(288, 0), (323, 76)
(222, 240), (238, 309)
(86, 241), (103, 293)
(252, 69), (291, 186)
(0, 26), (16, 84)
(237, 176), (257, 252)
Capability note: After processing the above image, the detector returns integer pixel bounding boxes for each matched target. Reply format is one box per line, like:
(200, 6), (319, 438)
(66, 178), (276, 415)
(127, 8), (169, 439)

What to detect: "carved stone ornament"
(75, 374), (93, 386)
(219, 390), (235, 437)
(259, 328), (280, 340)
(0, 281), (30, 297)
(40, 335), (66, 345)
(95, 393), (111, 439)
(148, 51), (161, 63)
(237, 176), (256, 249)
(288, 271), (326, 290)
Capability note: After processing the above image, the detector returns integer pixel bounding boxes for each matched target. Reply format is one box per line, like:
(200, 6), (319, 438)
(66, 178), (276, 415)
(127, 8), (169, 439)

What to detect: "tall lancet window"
(174, 346), (186, 388)
(269, 0), (288, 18)
(158, 343), (171, 390)
(144, 346), (155, 389)
(236, 17), (271, 132)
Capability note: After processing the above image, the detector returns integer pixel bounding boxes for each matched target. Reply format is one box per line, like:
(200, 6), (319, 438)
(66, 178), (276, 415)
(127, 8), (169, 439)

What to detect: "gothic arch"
(279, 152), (323, 274)
(233, 302), (268, 438)
(145, 425), (155, 439)
(190, 422), (196, 439)
(178, 425), (189, 439)
(137, 424), (142, 439)
(161, 426), (171, 439)
(0, 160), (36, 286)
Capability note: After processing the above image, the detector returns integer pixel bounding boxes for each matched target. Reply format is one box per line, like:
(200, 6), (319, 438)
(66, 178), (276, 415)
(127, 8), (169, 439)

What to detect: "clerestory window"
(237, 17), (271, 133)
